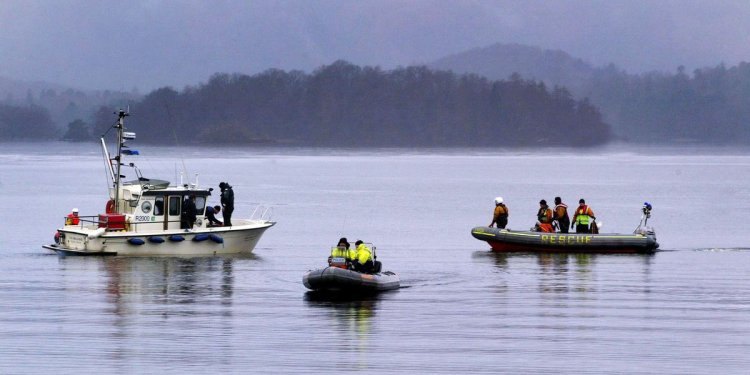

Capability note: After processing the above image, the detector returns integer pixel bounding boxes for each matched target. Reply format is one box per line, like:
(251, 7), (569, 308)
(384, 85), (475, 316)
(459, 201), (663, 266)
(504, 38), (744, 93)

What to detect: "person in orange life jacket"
(65, 208), (80, 225)
(489, 196), (508, 229)
(572, 198), (596, 233)
(352, 240), (374, 274)
(553, 197), (570, 233)
(205, 205), (223, 227)
(536, 200), (554, 232)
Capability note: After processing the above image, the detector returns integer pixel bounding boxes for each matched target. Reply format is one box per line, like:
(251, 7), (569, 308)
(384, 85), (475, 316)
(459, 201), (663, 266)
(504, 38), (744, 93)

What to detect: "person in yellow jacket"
(572, 198), (596, 233)
(329, 237), (356, 269)
(352, 240), (374, 273)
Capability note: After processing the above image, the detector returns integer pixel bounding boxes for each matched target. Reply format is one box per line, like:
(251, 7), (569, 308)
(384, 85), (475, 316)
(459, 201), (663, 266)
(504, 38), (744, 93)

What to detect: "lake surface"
(1, 142), (749, 374)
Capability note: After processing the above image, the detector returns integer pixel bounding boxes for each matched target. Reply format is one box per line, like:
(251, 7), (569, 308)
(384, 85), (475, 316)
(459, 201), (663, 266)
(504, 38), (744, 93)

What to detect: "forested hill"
(431, 43), (595, 96)
(429, 43), (750, 144)
(90, 61), (609, 147)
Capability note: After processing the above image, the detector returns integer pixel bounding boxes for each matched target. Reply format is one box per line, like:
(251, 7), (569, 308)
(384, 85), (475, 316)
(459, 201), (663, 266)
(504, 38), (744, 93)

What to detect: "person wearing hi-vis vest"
(352, 240), (374, 273)
(572, 198), (596, 233)
(329, 237), (356, 268)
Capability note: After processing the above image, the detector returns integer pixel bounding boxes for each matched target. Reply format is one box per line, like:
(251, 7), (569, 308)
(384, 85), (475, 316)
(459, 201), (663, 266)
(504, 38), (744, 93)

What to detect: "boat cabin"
(103, 178), (213, 232)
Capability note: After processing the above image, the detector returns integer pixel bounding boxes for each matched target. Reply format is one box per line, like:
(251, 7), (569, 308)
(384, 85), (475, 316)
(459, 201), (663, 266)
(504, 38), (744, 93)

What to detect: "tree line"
(0, 104), (56, 140)
(89, 61), (610, 147)
(583, 62), (750, 144)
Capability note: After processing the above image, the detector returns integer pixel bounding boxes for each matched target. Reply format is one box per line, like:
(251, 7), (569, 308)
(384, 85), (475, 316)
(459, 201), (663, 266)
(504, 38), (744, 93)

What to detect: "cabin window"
(129, 194), (140, 208)
(169, 196), (181, 216)
(195, 196), (206, 213)
(154, 197), (164, 216)
(141, 201), (152, 214)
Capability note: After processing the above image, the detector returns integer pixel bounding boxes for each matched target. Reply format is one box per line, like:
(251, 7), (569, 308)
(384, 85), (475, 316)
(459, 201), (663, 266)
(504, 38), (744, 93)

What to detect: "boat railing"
(63, 215), (196, 231)
(249, 205), (273, 222)
(62, 215), (100, 230)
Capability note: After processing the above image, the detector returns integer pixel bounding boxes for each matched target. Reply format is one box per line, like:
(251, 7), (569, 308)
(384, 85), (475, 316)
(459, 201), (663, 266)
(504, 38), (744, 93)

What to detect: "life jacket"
(65, 213), (80, 225)
(329, 246), (355, 269)
(356, 244), (373, 264)
(554, 203), (569, 221)
(537, 207), (552, 223)
(575, 205), (591, 225)
(330, 246), (356, 261)
(494, 204), (508, 221)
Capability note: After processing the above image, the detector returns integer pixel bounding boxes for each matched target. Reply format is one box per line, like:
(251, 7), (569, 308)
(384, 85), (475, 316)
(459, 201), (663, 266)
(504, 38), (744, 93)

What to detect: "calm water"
(1, 142), (749, 374)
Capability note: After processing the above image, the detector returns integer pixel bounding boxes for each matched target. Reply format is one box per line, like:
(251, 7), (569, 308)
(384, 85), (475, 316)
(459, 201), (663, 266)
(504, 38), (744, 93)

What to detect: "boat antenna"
(113, 109), (130, 213)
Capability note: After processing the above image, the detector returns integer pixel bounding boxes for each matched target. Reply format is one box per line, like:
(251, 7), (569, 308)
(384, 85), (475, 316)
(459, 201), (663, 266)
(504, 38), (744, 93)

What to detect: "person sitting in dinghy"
(329, 237), (356, 269)
(535, 200), (554, 233)
(352, 240), (375, 274)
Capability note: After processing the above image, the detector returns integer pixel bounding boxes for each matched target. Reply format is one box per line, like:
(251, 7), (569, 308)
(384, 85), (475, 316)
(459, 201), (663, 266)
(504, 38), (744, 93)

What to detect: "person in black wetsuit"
(181, 195), (197, 229)
(219, 182), (234, 226)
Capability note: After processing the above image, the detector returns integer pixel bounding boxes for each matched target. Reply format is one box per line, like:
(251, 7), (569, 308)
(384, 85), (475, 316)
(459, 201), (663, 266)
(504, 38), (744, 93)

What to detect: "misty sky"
(2, 0), (750, 92)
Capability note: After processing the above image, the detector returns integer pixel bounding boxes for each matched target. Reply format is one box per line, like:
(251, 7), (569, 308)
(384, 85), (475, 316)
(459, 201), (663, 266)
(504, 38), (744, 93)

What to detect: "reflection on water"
(304, 292), (380, 336)
(474, 250), (655, 296)
(57, 255), (248, 316)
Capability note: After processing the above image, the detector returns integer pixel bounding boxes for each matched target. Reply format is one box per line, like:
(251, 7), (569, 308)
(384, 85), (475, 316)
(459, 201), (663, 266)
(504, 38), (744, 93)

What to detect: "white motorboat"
(43, 110), (275, 256)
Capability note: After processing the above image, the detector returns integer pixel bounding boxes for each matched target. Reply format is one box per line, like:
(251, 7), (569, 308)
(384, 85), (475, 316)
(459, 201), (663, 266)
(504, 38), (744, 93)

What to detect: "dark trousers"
(223, 206), (233, 226)
(497, 218), (507, 229)
(576, 223), (590, 233)
(557, 219), (570, 233)
(353, 260), (374, 274)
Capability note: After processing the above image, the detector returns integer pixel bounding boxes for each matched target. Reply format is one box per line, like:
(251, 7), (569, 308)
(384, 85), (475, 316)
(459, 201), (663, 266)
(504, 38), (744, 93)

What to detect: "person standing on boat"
(65, 208), (80, 225)
(553, 197), (570, 233)
(219, 182), (234, 226)
(352, 240), (374, 273)
(572, 199), (596, 233)
(205, 205), (223, 227)
(489, 197), (509, 229)
(181, 195), (197, 229)
(536, 200), (554, 232)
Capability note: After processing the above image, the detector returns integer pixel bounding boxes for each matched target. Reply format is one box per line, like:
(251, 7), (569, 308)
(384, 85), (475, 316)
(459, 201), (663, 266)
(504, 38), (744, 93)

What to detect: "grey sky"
(2, 0), (749, 91)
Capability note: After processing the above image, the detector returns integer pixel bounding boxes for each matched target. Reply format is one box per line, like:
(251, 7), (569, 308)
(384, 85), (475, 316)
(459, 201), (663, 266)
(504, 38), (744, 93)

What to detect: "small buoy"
(193, 233), (209, 242)
(169, 235), (185, 242)
(54, 231), (61, 244)
(127, 238), (145, 246)
(209, 234), (224, 243)
(148, 236), (165, 243)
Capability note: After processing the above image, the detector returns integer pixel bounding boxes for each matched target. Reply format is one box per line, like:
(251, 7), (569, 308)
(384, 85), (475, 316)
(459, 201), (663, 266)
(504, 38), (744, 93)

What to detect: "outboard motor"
(635, 202), (655, 236)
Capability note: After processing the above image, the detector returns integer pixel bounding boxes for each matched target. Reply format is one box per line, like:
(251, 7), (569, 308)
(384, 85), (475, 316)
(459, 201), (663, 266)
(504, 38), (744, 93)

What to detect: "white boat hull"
(47, 220), (275, 256)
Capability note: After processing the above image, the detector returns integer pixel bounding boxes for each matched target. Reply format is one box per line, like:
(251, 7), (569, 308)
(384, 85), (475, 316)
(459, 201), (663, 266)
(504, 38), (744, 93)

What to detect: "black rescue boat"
(472, 203), (659, 254)
(303, 267), (400, 292)
(303, 242), (400, 293)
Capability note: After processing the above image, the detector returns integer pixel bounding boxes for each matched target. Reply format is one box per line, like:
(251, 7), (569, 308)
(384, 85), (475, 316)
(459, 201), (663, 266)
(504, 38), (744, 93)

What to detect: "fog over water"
(2, 0), (750, 91)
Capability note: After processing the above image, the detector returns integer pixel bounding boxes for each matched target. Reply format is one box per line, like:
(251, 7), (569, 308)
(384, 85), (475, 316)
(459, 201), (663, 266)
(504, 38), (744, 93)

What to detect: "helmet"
(494, 197), (503, 205)
(72, 208), (79, 213)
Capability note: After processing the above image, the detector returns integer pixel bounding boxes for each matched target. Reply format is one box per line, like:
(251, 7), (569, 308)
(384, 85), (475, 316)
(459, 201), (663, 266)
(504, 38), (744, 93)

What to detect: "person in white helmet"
(65, 208), (80, 225)
(489, 197), (508, 229)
